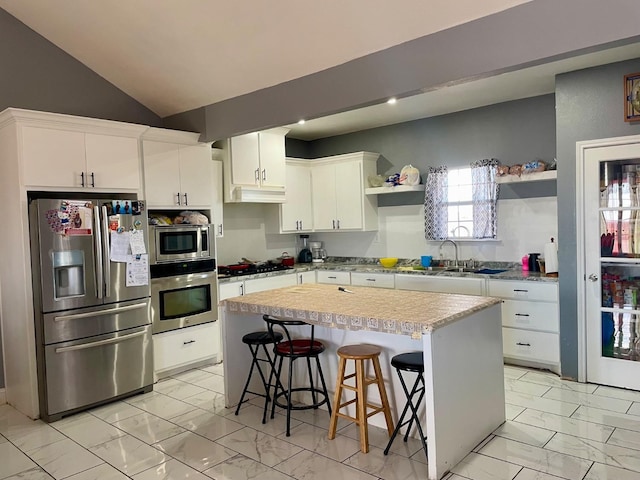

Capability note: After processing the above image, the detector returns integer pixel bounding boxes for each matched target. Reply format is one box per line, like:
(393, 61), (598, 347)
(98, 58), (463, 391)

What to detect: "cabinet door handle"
(515, 313), (530, 317)
(295, 220), (299, 230)
(80, 172), (85, 187)
(366, 278), (376, 282)
(90, 172), (95, 187)
(513, 289), (529, 293)
(300, 220), (303, 230)
(255, 168), (260, 183)
(516, 342), (531, 347)
(332, 220), (336, 229)
(183, 192), (188, 206)
(262, 169), (266, 181)
(240, 284), (244, 295)
(218, 224), (223, 236)
(183, 340), (196, 345)
(336, 220), (340, 229)
(328, 276), (337, 279)
(176, 193), (181, 205)
(299, 274), (303, 283)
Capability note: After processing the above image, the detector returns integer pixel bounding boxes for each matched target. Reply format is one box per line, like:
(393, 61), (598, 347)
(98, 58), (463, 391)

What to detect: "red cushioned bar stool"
(263, 315), (332, 437)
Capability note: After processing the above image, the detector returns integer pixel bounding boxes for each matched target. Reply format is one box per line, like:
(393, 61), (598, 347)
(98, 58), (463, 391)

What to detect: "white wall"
(216, 197), (558, 265)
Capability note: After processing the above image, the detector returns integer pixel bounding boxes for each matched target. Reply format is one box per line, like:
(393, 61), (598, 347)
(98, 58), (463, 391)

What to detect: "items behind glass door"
(600, 161), (640, 257)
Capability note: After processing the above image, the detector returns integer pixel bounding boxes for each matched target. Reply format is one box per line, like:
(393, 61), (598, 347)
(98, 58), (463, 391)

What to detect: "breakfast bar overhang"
(221, 283), (504, 480)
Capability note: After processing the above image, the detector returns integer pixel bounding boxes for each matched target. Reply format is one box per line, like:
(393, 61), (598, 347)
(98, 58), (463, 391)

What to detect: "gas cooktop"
(218, 262), (293, 277)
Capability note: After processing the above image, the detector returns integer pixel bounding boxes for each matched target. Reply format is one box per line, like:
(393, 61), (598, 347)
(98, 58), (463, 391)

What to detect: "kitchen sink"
(425, 266), (508, 274)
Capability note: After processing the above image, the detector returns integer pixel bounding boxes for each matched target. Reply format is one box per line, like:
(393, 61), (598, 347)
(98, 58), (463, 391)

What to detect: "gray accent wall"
(0, 8), (161, 125)
(556, 59), (640, 379)
(0, 9), (164, 389)
(307, 95), (557, 207)
(167, 0), (640, 142)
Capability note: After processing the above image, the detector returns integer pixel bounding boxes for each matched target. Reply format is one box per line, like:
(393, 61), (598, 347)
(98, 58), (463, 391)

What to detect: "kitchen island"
(221, 283), (504, 480)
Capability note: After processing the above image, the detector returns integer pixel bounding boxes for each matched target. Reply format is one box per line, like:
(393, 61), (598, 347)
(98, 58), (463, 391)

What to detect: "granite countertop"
(217, 257), (557, 284)
(222, 283), (501, 338)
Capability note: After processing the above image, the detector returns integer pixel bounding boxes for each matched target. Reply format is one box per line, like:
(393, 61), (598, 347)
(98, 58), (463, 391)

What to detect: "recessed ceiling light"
(298, 119), (306, 125)
(387, 98), (397, 105)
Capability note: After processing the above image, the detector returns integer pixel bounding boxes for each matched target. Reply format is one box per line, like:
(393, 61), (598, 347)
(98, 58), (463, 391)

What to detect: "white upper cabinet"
(279, 160), (313, 232)
(21, 124), (142, 191)
(223, 127), (289, 203)
(142, 128), (213, 209)
(311, 152), (379, 231)
(211, 149), (224, 237)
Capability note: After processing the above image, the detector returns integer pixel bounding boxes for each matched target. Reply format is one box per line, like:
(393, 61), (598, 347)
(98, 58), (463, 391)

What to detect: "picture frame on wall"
(624, 72), (640, 122)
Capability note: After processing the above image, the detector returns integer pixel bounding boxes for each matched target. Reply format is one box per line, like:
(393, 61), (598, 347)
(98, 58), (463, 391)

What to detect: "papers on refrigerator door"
(110, 231), (131, 262)
(126, 254), (149, 286)
(129, 229), (147, 255)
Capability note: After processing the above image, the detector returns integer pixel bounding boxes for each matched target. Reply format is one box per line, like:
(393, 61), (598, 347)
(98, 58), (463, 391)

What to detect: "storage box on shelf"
(222, 127), (290, 203)
(142, 128), (214, 209)
(488, 279), (560, 374)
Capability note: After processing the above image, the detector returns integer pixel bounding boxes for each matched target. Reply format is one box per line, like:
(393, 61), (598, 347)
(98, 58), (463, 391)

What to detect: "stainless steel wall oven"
(150, 259), (218, 334)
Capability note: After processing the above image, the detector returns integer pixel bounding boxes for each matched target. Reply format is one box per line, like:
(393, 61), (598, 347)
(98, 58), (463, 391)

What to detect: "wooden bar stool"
(328, 344), (394, 453)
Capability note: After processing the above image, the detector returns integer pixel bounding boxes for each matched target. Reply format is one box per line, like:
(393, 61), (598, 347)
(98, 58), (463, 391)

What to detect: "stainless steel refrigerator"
(29, 195), (153, 422)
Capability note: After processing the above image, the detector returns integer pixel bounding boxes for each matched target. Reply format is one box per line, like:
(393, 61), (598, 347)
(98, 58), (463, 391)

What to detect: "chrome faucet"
(439, 239), (459, 268)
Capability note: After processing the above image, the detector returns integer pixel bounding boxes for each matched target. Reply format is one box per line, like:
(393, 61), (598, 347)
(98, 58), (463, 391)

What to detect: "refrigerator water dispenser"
(52, 250), (85, 299)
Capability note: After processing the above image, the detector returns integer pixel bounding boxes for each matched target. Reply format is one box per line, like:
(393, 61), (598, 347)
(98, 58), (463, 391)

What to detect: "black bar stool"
(235, 330), (284, 424)
(263, 315), (332, 436)
(383, 352), (428, 461)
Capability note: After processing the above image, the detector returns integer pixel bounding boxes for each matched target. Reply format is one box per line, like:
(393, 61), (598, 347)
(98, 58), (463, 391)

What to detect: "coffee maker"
(309, 241), (327, 263)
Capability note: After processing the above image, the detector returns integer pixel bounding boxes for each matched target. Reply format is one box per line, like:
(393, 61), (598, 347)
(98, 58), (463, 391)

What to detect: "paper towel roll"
(544, 238), (558, 274)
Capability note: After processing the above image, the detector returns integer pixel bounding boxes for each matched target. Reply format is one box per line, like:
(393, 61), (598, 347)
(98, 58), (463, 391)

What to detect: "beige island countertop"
(223, 283), (501, 338)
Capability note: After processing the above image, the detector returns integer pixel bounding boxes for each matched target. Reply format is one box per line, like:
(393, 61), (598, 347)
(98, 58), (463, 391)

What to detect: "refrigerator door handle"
(93, 205), (104, 299)
(101, 206), (111, 298)
(54, 328), (147, 353)
(53, 302), (148, 322)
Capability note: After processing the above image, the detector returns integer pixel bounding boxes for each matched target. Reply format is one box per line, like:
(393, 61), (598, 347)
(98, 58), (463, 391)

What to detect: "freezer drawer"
(43, 299), (150, 344)
(42, 325), (153, 421)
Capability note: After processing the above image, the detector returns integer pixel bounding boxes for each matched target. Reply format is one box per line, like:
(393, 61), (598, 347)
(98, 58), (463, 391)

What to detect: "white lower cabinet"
(316, 270), (351, 285)
(153, 322), (219, 379)
(394, 274), (484, 295)
(350, 272), (395, 289)
(297, 271), (316, 284)
(488, 279), (560, 373)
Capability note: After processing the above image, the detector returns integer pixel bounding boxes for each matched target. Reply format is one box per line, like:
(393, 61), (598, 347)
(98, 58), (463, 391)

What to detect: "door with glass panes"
(584, 140), (640, 390)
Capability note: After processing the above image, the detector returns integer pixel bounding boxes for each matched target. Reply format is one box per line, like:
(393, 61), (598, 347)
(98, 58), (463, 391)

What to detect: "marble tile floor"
(2, 364), (640, 479)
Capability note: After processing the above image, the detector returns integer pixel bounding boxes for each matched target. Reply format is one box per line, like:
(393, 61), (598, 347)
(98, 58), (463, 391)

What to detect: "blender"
(297, 235), (313, 263)
(309, 241), (327, 263)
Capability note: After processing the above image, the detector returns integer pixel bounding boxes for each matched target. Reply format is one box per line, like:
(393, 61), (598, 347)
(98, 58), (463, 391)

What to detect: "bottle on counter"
(521, 255), (529, 272)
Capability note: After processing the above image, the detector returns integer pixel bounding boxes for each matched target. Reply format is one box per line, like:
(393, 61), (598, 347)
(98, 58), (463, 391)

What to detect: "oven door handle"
(55, 328), (147, 353)
(53, 302), (148, 322)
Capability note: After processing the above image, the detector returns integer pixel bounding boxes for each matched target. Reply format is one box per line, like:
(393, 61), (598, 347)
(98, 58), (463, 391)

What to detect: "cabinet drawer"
(502, 327), (559, 364)
(244, 274), (297, 294)
(501, 300), (559, 332)
(489, 280), (558, 302)
(153, 322), (218, 373)
(395, 274), (483, 295)
(350, 272), (395, 289)
(317, 270), (351, 285)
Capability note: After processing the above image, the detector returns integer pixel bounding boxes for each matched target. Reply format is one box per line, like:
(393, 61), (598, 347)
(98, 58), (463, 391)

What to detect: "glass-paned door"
(584, 142), (640, 390)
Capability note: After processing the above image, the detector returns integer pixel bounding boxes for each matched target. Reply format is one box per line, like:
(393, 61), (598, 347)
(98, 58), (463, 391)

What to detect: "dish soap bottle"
(521, 254), (529, 272)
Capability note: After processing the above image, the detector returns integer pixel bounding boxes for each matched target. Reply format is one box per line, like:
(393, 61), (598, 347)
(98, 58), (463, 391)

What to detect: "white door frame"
(576, 133), (640, 384)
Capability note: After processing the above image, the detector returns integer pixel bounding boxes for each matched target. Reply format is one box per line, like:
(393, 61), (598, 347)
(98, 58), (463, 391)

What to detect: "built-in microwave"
(149, 225), (213, 264)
